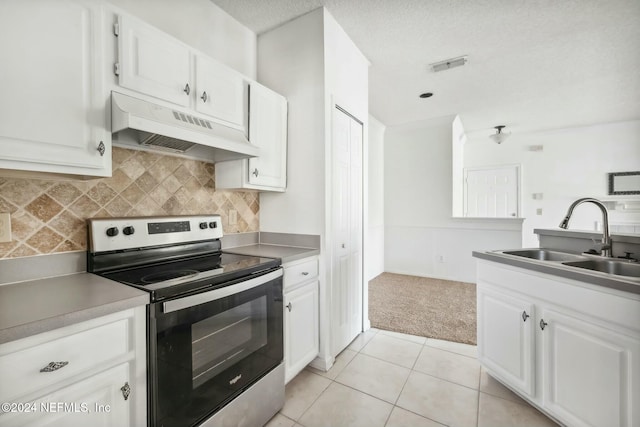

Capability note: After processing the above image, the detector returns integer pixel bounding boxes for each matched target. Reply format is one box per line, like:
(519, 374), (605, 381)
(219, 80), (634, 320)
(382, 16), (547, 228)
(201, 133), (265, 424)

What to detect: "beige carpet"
(368, 273), (477, 345)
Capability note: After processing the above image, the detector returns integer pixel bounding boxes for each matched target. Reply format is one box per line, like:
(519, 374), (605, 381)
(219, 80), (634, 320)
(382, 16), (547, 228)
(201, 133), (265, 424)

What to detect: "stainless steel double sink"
(498, 249), (640, 280)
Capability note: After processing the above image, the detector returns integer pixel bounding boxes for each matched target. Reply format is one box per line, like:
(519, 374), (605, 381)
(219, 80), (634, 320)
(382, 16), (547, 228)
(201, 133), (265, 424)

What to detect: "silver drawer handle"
(40, 361), (69, 373)
(301, 272), (309, 276)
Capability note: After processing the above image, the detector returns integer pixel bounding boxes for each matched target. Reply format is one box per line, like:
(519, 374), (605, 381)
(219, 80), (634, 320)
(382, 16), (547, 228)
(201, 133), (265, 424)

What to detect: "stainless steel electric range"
(87, 215), (284, 427)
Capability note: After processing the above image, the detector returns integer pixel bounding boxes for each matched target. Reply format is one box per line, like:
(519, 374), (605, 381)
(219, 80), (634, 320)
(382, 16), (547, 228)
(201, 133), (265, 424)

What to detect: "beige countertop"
(0, 273), (148, 345)
(223, 244), (319, 264)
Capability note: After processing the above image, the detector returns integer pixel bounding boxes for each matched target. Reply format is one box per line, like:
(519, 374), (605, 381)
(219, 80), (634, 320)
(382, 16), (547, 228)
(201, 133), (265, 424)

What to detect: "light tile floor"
(265, 328), (560, 427)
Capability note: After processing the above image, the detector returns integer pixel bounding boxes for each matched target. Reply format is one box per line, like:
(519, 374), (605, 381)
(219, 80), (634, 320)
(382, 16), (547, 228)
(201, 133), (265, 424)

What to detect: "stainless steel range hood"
(111, 91), (259, 162)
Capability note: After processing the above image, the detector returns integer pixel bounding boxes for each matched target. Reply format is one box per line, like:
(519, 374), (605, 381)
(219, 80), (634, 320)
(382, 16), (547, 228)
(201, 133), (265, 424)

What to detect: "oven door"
(148, 268), (283, 427)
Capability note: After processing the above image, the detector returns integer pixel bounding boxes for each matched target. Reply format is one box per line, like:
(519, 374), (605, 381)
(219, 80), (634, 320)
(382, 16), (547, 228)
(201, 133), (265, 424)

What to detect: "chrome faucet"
(559, 198), (611, 257)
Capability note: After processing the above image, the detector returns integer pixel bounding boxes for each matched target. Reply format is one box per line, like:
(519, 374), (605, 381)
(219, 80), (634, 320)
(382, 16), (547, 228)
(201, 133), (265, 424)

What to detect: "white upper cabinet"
(248, 82), (287, 188)
(116, 14), (248, 132)
(195, 55), (247, 130)
(0, 0), (111, 178)
(117, 14), (191, 107)
(215, 81), (287, 192)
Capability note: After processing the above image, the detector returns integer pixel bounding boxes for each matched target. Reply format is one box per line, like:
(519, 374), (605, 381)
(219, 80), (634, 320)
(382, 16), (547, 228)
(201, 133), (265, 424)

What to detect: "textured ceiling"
(210, 0), (640, 135)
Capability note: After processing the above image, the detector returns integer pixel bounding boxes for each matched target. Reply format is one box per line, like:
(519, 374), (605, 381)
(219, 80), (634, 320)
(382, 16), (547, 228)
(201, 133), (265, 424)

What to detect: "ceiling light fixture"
(489, 125), (510, 144)
(430, 55), (468, 73)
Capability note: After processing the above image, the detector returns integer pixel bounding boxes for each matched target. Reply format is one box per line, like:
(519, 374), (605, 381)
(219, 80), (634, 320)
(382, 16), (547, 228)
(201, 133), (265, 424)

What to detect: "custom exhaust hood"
(111, 91), (259, 162)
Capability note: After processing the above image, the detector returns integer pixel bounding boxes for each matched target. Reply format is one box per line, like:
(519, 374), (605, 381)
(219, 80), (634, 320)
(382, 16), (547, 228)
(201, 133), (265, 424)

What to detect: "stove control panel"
(88, 215), (223, 253)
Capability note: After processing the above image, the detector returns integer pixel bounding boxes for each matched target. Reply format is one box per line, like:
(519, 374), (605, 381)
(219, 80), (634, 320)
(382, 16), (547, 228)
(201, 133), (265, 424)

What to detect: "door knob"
(521, 311), (530, 322)
(252, 168), (259, 177)
(201, 91), (208, 103)
(286, 303), (292, 312)
(184, 83), (191, 95)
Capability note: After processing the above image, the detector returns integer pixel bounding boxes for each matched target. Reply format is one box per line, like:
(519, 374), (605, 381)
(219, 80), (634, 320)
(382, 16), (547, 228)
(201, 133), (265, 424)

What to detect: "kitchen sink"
(501, 249), (586, 262)
(562, 259), (640, 278)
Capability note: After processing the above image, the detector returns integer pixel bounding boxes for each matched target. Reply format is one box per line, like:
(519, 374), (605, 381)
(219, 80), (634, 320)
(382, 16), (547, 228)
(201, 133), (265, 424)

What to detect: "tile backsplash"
(0, 147), (258, 259)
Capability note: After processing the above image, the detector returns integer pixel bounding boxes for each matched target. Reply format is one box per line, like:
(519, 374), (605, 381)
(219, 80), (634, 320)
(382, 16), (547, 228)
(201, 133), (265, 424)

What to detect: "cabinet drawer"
(284, 258), (318, 289)
(0, 318), (129, 402)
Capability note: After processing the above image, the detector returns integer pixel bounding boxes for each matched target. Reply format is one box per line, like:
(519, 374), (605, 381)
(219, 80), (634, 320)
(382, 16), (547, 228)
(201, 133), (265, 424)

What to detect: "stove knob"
(106, 227), (119, 237)
(199, 222), (208, 229)
(123, 226), (135, 236)
(209, 222), (217, 229)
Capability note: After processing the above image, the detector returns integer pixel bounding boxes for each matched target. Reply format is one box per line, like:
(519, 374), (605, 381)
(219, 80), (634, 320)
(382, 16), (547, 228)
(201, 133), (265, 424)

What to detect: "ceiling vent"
(430, 55), (468, 72)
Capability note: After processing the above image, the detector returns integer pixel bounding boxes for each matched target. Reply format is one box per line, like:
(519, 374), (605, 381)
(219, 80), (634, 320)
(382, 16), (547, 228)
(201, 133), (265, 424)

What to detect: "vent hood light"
(111, 91), (259, 162)
(430, 55), (468, 72)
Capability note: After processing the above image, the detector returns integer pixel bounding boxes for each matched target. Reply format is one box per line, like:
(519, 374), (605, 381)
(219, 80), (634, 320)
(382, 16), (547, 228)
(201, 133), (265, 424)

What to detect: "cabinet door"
(0, 363), (131, 427)
(194, 55), (247, 129)
(248, 82), (287, 189)
(540, 308), (640, 427)
(284, 281), (319, 383)
(477, 285), (535, 397)
(0, 0), (110, 177)
(118, 14), (191, 107)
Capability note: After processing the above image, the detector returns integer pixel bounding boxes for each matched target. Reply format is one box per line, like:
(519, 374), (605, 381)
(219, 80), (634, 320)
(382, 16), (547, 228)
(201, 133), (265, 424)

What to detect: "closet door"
(331, 106), (363, 356)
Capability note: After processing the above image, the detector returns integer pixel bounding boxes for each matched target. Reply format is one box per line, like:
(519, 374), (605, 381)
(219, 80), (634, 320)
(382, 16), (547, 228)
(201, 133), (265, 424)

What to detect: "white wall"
(109, 0), (257, 78)
(367, 115), (385, 280)
(257, 9), (326, 236)
(385, 117), (522, 283)
(464, 120), (640, 247)
(257, 8), (369, 366)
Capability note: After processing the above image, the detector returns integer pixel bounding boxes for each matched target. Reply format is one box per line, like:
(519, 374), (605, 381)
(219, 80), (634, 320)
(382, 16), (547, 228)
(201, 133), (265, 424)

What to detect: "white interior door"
(464, 165), (519, 217)
(331, 106), (363, 356)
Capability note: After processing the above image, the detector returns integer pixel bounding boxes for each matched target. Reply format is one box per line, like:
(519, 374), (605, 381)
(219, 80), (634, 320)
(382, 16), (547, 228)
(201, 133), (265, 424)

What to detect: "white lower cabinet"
(477, 288), (535, 397)
(0, 307), (146, 427)
(283, 256), (319, 383)
(477, 260), (640, 427)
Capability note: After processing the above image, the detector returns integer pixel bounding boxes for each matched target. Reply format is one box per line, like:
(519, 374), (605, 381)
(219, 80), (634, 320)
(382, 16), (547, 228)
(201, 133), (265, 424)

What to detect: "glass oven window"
(191, 296), (267, 388)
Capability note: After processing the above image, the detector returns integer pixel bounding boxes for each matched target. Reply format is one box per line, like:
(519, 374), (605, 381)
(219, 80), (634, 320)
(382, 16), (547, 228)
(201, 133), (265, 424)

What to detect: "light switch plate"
(0, 213), (11, 243)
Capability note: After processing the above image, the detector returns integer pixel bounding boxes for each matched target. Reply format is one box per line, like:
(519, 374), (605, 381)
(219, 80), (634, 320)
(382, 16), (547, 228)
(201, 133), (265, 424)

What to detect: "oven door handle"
(162, 268), (283, 314)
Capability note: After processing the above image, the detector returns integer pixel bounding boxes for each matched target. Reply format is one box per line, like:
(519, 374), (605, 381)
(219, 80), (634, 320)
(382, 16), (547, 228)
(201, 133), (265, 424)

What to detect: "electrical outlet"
(0, 213), (12, 243)
(229, 210), (238, 225)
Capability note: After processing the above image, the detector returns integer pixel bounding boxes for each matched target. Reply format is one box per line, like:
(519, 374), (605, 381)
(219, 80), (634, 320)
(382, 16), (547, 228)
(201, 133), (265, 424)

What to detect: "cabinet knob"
(184, 83), (191, 95)
(521, 311), (530, 322)
(539, 319), (548, 330)
(201, 91), (208, 103)
(120, 382), (130, 401)
(301, 272), (309, 276)
(341, 243), (346, 249)
(40, 361), (69, 373)
(252, 168), (259, 177)
(97, 141), (106, 156)
(286, 302), (292, 312)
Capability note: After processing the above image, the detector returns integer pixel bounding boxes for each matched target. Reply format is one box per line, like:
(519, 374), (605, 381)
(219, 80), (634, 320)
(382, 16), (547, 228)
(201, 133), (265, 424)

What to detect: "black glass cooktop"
(100, 252), (280, 301)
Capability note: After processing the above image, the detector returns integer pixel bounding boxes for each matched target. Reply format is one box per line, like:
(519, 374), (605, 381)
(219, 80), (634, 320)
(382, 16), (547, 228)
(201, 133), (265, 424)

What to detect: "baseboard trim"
(309, 355), (334, 372)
